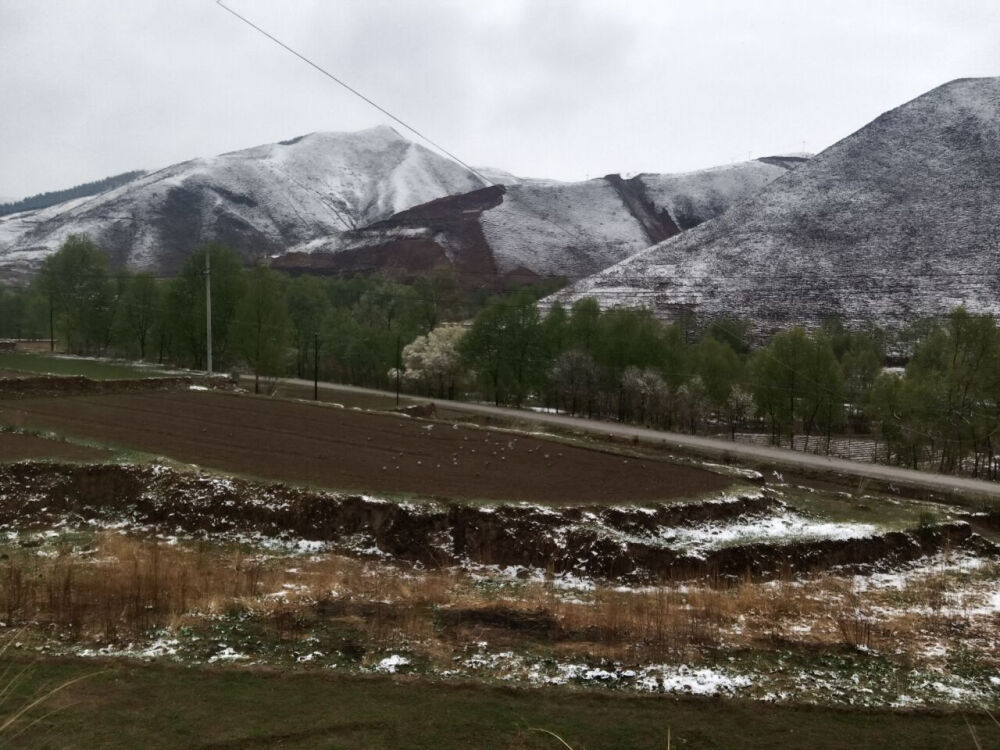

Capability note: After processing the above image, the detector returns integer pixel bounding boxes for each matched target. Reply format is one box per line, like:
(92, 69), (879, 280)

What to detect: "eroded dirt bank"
(2, 463), (993, 581)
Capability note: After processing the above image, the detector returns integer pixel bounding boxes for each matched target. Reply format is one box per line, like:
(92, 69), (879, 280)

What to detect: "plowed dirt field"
(0, 391), (730, 504)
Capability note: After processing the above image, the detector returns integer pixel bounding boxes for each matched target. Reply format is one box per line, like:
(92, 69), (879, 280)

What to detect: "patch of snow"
(376, 654), (411, 673)
(208, 645), (247, 663)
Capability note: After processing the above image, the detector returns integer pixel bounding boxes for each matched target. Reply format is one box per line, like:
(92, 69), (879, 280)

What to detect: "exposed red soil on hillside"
(0, 390), (730, 504)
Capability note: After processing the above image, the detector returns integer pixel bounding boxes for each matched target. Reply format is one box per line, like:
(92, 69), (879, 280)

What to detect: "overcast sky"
(1, 0), (998, 199)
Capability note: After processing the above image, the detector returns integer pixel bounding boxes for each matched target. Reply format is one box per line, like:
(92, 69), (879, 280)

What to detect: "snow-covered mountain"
(0, 125), (801, 286)
(0, 126), (488, 277)
(271, 158), (800, 284)
(550, 78), (1000, 333)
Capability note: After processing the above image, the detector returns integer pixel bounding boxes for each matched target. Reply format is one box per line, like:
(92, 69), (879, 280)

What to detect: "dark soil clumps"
(1, 463), (994, 583)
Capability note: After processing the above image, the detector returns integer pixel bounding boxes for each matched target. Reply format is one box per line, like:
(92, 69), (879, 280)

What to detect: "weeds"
(0, 530), (996, 710)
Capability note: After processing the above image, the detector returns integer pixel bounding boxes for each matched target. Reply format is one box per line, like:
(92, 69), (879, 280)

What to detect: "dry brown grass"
(0, 532), (996, 673)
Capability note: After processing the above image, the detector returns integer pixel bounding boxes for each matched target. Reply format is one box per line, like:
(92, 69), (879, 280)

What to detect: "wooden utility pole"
(313, 331), (319, 401)
(395, 335), (401, 406)
(205, 251), (213, 375)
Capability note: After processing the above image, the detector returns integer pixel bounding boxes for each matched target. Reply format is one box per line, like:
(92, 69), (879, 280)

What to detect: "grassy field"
(3, 658), (996, 749)
(0, 352), (166, 380)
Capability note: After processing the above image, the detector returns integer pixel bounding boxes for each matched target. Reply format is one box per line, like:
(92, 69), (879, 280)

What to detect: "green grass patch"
(1, 658), (996, 749)
(0, 352), (166, 380)
(780, 485), (959, 530)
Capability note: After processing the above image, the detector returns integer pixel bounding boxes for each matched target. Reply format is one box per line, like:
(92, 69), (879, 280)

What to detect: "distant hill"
(550, 78), (1000, 333)
(0, 171), (146, 217)
(271, 159), (800, 285)
(0, 126), (488, 278)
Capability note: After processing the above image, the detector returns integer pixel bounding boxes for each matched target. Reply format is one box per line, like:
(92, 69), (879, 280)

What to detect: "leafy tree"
(286, 275), (332, 378)
(38, 235), (115, 354)
(725, 385), (756, 439)
(798, 333), (843, 451)
(401, 324), (466, 398)
(750, 327), (809, 443)
(166, 244), (246, 369)
(113, 272), (160, 359)
(410, 266), (465, 331)
(566, 297), (601, 355)
(620, 366), (669, 425)
(903, 309), (999, 474)
(461, 292), (544, 406)
(549, 350), (600, 416)
(233, 265), (290, 393)
(704, 316), (752, 356)
(676, 375), (710, 433)
(692, 336), (744, 410)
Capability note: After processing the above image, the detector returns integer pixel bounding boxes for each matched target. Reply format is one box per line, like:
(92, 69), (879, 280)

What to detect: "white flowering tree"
(400, 324), (466, 398)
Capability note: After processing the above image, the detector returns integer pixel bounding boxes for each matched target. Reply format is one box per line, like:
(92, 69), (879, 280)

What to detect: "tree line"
(1, 235), (997, 479)
(0, 171), (146, 217)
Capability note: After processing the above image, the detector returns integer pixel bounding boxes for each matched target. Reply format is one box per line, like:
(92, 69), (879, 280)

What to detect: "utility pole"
(313, 331), (319, 401)
(395, 335), (401, 407)
(205, 251), (213, 375)
(48, 285), (54, 352)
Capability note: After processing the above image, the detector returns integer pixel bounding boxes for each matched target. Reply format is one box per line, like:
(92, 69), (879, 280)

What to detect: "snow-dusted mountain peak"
(549, 77), (1000, 334)
(0, 126), (486, 277)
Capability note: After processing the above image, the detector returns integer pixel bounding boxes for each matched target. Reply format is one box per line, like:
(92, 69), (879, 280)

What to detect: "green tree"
(904, 309), (999, 474)
(566, 297), (601, 355)
(233, 266), (290, 393)
(166, 244), (246, 369)
(692, 336), (744, 411)
(286, 276), (332, 378)
(113, 272), (160, 359)
(461, 292), (544, 406)
(38, 235), (115, 354)
(704, 316), (752, 356)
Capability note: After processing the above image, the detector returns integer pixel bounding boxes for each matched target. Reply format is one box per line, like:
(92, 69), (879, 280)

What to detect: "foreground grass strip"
(3, 660), (998, 749)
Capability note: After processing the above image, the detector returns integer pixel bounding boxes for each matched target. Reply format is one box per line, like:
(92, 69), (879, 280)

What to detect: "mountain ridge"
(0, 127), (800, 286)
(549, 77), (1000, 333)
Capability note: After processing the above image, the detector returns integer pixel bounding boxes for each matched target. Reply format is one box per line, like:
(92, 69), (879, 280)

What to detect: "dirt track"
(0, 432), (111, 462)
(0, 391), (730, 504)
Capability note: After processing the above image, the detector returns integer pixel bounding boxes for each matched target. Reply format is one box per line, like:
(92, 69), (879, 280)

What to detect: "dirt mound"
(2, 463), (994, 582)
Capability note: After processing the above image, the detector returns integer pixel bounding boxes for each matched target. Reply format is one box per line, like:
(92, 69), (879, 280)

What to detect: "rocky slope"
(271, 159), (798, 285)
(550, 78), (1000, 333)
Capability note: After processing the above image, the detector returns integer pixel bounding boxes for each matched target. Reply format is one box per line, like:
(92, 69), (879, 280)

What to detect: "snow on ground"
(481, 178), (650, 278)
(638, 159), (791, 230)
(376, 654), (411, 673)
(656, 513), (878, 553)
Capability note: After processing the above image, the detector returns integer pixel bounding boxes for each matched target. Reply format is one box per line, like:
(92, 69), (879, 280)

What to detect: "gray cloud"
(1, 0), (997, 198)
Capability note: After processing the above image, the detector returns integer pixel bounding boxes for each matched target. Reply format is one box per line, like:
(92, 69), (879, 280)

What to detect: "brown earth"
(3, 463), (991, 581)
(0, 375), (203, 398)
(0, 432), (111, 462)
(0, 390), (730, 504)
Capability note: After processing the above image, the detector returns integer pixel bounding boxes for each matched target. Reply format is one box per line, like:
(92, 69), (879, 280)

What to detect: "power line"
(214, 0), (491, 186)
(212, 1), (600, 251)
